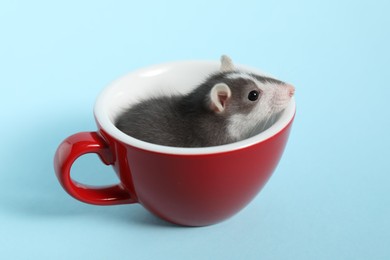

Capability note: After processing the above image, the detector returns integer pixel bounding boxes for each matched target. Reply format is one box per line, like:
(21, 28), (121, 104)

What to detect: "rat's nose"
(287, 84), (295, 97)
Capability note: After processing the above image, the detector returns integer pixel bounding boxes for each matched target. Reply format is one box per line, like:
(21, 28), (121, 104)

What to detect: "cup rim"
(94, 60), (296, 155)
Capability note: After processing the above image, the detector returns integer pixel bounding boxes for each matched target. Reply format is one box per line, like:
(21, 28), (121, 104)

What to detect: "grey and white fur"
(115, 55), (295, 147)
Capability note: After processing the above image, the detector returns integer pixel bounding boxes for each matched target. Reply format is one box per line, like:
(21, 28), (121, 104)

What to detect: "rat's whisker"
(260, 108), (274, 132)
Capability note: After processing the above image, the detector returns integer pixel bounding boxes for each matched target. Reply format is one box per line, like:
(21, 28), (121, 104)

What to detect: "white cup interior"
(94, 60), (296, 155)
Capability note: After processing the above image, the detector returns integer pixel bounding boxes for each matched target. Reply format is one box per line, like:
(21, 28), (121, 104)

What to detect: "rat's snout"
(287, 84), (295, 97)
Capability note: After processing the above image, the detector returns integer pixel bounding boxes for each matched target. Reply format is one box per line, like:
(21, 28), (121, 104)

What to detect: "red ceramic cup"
(54, 60), (296, 226)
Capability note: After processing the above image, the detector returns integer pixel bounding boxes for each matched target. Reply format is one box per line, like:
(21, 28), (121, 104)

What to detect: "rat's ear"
(209, 83), (231, 113)
(220, 55), (235, 72)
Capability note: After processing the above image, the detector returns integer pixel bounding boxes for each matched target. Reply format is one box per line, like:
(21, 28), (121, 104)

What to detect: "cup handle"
(54, 132), (137, 205)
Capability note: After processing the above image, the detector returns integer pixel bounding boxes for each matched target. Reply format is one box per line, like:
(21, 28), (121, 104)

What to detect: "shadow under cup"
(54, 60), (296, 226)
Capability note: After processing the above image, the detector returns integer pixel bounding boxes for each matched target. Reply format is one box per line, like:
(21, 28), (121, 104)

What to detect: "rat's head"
(207, 55), (295, 140)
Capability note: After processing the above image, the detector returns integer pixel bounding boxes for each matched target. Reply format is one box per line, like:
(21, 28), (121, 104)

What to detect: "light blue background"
(1, 1), (389, 259)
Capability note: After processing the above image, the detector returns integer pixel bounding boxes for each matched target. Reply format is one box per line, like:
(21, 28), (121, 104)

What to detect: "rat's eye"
(248, 90), (260, 101)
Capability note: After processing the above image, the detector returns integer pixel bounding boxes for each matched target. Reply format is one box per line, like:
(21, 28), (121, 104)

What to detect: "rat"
(115, 55), (295, 147)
